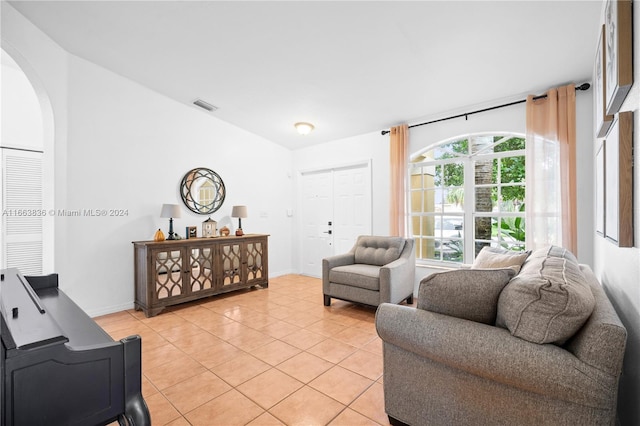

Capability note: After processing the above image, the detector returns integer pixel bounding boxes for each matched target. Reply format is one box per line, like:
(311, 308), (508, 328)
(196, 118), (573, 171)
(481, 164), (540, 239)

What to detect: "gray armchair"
(322, 235), (415, 307)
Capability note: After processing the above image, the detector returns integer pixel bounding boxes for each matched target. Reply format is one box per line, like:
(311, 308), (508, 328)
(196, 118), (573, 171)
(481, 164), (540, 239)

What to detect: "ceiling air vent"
(193, 99), (218, 112)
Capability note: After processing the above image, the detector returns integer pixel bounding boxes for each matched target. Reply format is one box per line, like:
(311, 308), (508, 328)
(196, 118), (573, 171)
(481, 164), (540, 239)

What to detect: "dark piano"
(0, 268), (150, 425)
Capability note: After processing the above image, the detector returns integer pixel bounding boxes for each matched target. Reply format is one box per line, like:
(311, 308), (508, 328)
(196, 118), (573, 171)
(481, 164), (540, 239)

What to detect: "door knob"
(323, 230), (332, 235)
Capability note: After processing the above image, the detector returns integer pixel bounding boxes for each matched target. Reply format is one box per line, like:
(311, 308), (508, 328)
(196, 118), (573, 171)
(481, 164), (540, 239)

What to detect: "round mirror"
(180, 167), (226, 215)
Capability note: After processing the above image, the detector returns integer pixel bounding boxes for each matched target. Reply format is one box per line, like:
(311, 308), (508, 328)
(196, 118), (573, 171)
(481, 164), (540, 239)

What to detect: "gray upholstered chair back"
(353, 236), (407, 266)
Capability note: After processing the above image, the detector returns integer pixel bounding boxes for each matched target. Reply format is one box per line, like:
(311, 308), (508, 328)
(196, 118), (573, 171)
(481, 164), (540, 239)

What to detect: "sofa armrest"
(375, 303), (619, 409)
(322, 253), (355, 292)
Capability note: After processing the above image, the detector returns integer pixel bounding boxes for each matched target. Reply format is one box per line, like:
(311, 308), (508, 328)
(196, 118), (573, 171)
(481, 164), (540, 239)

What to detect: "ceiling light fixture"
(294, 122), (314, 135)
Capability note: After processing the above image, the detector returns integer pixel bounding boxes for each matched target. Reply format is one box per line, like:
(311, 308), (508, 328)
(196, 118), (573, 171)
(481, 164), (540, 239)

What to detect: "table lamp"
(160, 203), (181, 240)
(231, 205), (247, 236)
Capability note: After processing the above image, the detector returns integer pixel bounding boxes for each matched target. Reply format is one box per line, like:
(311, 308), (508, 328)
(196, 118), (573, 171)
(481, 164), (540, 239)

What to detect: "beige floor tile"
(168, 330), (221, 355)
(141, 312), (191, 332)
(361, 337), (383, 355)
(142, 342), (184, 372)
(250, 339), (302, 366)
(308, 365), (374, 405)
(159, 321), (207, 342)
(189, 340), (246, 369)
(144, 356), (207, 390)
(227, 327), (275, 352)
(269, 386), (346, 426)
(164, 417), (192, 426)
(280, 328), (326, 350)
(305, 318), (349, 337)
(329, 408), (382, 426)
(245, 412), (286, 426)
(333, 326), (378, 347)
(276, 352), (334, 383)
(162, 371), (232, 414)
(144, 392), (181, 426)
(255, 319), (301, 339)
(185, 389), (264, 426)
(349, 382), (389, 425)
(237, 368), (304, 409)
(307, 338), (358, 364)
(339, 349), (384, 380)
(210, 352), (272, 386)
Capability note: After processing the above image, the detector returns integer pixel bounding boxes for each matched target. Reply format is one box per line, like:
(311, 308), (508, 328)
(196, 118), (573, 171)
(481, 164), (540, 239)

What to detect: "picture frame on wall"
(595, 141), (605, 236)
(604, 111), (633, 247)
(604, 0), (633, 115)
(594, 25), (613, 138)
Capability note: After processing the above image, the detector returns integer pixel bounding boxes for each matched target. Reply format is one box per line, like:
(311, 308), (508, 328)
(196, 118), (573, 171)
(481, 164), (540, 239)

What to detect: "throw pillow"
(417, 268), (516, 324)
(496, 246), (595, 345)
(472, 246), (530, 274)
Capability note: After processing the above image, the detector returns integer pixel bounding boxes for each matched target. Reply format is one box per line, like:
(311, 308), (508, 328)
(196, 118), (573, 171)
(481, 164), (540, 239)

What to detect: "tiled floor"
(96, 275), (412, 425)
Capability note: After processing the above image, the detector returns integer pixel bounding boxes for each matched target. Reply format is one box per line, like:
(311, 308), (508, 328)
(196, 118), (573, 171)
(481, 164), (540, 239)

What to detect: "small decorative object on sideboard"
(160, 203), (182, 240)
(220, 226), (230, 237)
(232, 205), (248, 236)
(202, 217), (217, 238)
(153, 228), (165, 242)
(186, 226), (197, 239)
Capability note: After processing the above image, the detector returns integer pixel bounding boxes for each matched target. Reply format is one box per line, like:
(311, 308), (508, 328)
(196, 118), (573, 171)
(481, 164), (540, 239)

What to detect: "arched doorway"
(1, 48), (54, 274)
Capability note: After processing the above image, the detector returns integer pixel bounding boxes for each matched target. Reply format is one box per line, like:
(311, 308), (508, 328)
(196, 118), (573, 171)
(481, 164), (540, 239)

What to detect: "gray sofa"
(322, 235), (415, 307)
(376, 246), (627, 425)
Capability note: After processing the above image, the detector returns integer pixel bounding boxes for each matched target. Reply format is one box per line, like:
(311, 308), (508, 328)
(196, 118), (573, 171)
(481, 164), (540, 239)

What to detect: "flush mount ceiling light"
(294, 122), (315, 135)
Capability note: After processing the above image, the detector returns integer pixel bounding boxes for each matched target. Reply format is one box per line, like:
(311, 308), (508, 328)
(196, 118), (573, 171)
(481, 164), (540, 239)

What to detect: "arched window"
(409, 133), (525, 265)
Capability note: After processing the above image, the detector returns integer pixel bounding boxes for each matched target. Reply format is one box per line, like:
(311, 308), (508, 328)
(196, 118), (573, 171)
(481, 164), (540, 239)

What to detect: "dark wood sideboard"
(133, 234), (269, 317)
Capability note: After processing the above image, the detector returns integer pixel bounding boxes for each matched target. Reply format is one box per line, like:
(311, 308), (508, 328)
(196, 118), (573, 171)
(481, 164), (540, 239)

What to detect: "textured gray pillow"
(418, 268), (516, 324)
(496, 246), (595, 345)
(472, 246), (530, 274)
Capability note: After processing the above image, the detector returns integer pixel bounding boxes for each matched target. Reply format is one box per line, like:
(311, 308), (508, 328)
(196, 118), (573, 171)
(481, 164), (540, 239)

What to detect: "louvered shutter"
(1, 149), (44, 275)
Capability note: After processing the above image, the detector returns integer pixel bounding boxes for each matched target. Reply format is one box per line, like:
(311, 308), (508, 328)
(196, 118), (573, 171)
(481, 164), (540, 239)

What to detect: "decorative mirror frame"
(180, 167), (226, 215)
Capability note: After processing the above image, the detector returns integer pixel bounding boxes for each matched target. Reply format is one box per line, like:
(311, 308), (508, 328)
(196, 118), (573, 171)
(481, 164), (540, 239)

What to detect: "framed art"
(604, 111), (633, 247)
(604, 0), (633, 115)
(186, 226), (197, 239)
(594, 25), (613, 138)
(595, 141), (605, 236)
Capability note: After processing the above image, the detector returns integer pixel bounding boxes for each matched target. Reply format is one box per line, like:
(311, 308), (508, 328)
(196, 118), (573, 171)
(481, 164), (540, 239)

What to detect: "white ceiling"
(8, 1), (603, 150)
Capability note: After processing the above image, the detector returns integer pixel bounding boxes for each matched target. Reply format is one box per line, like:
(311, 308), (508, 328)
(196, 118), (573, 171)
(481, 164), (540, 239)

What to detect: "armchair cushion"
(496, 246), (595, 345)
(354, 236), (405, 266)
(329, 264), (381, 291)
(472, 246), (530, 274)
(417, 268), (515, 324)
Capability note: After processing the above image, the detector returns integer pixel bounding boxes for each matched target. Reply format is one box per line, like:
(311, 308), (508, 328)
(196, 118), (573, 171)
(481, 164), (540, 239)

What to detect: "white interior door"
(301, 170), (334, 277)
(300, 161), (372, 277)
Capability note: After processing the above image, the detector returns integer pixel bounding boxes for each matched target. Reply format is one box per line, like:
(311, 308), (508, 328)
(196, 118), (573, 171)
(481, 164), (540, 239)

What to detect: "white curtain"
(525, 85), (577, 254)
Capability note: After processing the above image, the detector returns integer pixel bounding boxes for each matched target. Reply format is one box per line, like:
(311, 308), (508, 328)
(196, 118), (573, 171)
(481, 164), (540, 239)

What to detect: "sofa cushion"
(329, 264), (381, 291)
(472, 246), (530, 274)
(496, 246), (595, 345)
(354, 236), (405, 266)
(418, 268), (516, 324)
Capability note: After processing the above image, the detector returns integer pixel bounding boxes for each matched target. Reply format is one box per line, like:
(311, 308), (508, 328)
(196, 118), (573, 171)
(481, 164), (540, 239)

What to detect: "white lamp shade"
(231, 205), (248, 218)
(160, 203), (182, 218)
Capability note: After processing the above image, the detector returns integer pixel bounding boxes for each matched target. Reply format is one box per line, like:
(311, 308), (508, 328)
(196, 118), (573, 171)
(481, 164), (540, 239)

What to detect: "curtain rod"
(381, 82), (590, 136)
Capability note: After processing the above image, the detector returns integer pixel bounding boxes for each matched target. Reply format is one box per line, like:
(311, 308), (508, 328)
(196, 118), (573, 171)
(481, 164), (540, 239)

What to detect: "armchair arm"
(375, 303), (618, 409)
(379, 256), (415, 304)
(322, 253), (355, 293)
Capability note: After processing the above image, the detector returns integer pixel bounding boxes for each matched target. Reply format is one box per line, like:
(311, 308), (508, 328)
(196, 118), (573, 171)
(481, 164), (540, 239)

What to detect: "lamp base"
(235, 228), (244, 236)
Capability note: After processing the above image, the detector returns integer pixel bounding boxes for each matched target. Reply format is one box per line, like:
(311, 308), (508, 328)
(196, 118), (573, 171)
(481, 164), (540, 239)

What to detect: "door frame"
(296, 159), (373, 276)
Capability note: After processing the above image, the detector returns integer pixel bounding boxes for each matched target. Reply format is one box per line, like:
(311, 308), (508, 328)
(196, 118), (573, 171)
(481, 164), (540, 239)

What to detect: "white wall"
(593, 2), (640, 424)
(2, 3), (295, 316)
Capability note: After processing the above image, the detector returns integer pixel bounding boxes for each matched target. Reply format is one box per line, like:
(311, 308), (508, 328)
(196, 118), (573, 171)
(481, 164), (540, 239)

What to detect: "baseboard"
(87, 302), (135, 318)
